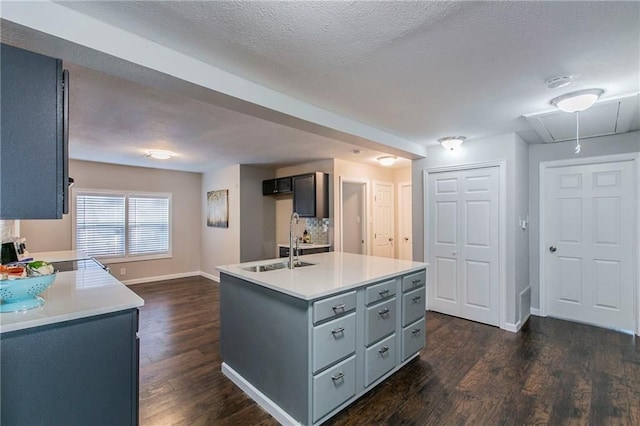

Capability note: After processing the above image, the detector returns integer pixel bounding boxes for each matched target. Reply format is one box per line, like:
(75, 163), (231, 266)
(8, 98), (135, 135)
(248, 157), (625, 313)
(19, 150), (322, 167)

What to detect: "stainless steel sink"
(241, 261), (316, 272)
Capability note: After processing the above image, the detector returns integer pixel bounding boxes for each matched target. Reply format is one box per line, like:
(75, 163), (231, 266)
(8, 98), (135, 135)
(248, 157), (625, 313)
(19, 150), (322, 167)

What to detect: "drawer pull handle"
(379, 308), (390, 316)
(412, 295), (422, 302)
(378, 289), (390, 296)
(331, 326), (345, 335)
(331, 371), (345, 381)
(378, 345), (390, 354)
(412, 279), (421, 284)
(332, 303), (346, 312)
(411, 328), (421, 335)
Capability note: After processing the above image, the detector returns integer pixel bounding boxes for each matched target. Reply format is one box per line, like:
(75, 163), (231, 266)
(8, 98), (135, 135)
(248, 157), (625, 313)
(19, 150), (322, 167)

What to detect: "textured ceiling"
(3, 1), (639, 172)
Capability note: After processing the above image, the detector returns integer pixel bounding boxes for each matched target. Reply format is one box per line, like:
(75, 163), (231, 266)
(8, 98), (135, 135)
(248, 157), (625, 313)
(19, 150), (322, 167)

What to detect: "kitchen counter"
(217, 251), (427, 300)
(0, 250), (143, 333)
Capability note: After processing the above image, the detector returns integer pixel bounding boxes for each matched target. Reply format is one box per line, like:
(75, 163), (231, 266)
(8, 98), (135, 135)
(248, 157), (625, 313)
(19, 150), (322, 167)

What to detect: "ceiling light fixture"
(438, 136), (465, 151)
(146, 149), (174, 160)
(550, 89), (603, 154)
(550, 88), (603, 113)
(377, 156), (397, 166)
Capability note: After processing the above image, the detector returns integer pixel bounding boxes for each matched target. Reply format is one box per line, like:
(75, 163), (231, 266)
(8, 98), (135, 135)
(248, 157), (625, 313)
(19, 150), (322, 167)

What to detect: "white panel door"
(428, 167), (500, 326)
(398, 182), (412, 260)
(373, 182), (394, 258)
(545, 160), (635, 331)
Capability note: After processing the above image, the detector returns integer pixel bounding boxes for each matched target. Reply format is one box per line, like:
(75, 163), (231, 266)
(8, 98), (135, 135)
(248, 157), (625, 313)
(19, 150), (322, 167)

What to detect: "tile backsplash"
(0, 220), (16, 242)
(301, 218), (331, 245)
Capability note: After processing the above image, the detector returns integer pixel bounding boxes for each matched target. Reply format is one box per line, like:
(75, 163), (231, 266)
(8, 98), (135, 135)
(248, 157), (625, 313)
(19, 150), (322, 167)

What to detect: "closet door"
(428, 166), (500, 326)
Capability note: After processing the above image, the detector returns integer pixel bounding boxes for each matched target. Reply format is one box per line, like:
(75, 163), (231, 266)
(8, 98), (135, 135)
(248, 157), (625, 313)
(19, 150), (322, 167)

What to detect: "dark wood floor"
(131, 277), (640, 425)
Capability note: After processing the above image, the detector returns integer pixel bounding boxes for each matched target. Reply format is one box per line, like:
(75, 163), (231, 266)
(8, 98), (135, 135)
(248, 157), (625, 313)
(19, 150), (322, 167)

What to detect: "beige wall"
(334, 159), (407, 254)
(21, 160), (201, 283)
(201, 165), (241, 279)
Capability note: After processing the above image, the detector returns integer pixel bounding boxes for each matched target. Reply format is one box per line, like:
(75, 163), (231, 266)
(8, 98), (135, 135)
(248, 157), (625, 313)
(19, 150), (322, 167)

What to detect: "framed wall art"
(207, 189), (229, 228)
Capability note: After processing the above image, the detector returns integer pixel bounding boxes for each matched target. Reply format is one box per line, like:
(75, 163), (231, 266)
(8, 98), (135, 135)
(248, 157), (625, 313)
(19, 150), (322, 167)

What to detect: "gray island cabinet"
(218, 252), (427, 425)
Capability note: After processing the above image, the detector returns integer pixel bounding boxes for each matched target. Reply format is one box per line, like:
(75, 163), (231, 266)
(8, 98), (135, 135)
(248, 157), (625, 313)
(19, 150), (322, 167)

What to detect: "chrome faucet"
(289, 211), (300, 269)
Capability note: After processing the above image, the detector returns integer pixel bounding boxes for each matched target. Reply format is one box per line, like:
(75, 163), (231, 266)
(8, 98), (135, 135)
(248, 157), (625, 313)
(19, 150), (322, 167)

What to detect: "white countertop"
(1, 258), (144, 334)
(217, 252), (428, 300)
(27, 250), (91, 262)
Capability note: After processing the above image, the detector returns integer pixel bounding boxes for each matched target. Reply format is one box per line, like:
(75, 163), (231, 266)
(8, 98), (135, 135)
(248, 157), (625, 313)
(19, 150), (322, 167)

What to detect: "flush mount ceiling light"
(438, 136), (466, 151)
(550, 88), (604, 154)
(377, 156), (397, 166)
(550, 88), (603, 113)
(146, 149), (174, 160)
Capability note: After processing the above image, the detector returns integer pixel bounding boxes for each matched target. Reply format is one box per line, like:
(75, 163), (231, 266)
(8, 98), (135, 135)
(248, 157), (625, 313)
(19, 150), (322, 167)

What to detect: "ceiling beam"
(0, 1), (427, 159)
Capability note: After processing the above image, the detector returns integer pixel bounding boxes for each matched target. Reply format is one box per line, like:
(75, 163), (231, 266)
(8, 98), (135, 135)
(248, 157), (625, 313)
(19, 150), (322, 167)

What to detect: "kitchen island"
(217, 252), (428, 425)
(0, 250), (144, 425)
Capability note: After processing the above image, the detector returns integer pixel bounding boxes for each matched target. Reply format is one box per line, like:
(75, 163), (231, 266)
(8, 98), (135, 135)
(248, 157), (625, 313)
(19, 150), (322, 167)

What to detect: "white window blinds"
(76, 193), (126, 258)
(128, 196), (170, 255)
(75, 191), (171, 260)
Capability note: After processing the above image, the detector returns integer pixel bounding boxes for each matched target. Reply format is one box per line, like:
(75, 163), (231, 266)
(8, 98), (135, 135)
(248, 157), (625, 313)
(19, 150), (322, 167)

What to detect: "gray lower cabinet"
(220, 268), (427, 425)
(402, 318), (426, 361)
(364, 333), (397, 386)
(365, 297), (396, 346)
(312, 355), (357, 422)
(0, 309), (139, 425)
(312, 313), (356, 373)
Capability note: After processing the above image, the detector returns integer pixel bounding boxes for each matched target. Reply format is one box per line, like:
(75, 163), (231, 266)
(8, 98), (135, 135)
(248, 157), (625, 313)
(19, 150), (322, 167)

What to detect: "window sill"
(99, 253), (172, 264)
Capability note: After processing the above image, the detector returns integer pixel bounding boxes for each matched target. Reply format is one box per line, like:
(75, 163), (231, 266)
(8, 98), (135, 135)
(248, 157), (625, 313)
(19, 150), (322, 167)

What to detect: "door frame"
(339, 177), (369, 255)
(539, 153), (640, 335)
(423, 161), (507, 331)
(397, 181), (412, 260)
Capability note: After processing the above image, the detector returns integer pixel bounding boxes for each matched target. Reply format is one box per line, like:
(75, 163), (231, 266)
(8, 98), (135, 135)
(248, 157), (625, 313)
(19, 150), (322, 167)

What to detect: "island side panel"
(220, 273), (310, 422)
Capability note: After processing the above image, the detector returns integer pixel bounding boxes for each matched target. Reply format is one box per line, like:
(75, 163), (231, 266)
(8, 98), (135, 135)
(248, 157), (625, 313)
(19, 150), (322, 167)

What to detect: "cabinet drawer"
(312, 313), (356, 373)
(402, 318), (426, 361)
(402, 287), (425, 326)
(365, 298), (396, 346)
(313, 291), (356, 324)
(365, 279), (396, 305)
(313, 355), (356, 423)
(364, 334), (396, 387)
(402, 270), (426, 292)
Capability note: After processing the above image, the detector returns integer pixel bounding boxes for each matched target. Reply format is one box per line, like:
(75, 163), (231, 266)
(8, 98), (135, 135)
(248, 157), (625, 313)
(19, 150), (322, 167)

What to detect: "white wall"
(412, 133), (526, 326)
(528, 131), (640, 311)
(201, 165), (241, 279)
(20, 160), (201, 282)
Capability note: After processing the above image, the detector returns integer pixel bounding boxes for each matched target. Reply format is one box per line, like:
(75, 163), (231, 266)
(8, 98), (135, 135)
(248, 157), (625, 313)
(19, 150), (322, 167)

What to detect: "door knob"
(404, 237), (409, 241)
(549, 246), (557, 253)
(389, 238), (393, 242)
(452, 251), (457, 256)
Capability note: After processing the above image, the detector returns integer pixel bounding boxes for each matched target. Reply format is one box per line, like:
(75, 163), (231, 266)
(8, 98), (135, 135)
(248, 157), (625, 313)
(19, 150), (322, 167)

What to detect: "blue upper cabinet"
(0, 43), (69, 219)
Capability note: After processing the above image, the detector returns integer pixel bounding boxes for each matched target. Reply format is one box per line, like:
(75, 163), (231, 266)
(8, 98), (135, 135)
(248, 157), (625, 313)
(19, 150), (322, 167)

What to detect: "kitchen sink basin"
(242, 261), (316, 272)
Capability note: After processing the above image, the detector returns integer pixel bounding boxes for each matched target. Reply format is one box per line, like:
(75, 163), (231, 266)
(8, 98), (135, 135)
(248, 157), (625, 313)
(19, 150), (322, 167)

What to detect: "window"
(74, 190), (171, 261)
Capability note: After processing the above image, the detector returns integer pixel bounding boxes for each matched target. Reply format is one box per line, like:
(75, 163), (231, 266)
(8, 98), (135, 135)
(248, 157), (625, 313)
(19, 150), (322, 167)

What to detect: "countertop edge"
(0, 298), (144, 334)
(218, 263), (427, 301)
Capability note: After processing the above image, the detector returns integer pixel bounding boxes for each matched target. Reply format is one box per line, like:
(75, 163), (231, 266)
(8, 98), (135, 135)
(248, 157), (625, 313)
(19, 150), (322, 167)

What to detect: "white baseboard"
(122, 271), (201, 285)
(221, 362), (301, 426)
(121, 271), (221, 285)
(530, 307), (541, 316)
(199, 271), (219, 282)
(503, 312), (531, 333)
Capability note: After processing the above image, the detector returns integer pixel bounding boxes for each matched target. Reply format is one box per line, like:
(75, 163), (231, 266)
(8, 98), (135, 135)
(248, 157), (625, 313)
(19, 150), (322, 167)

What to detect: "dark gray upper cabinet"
(262, 177), (292, 195)
(0, 43), (69, 219)
(293, 172), (329, 218)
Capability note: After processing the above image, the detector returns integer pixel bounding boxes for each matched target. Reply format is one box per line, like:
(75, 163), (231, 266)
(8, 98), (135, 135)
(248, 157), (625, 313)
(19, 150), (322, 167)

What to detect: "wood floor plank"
(130, 277), (640, 426)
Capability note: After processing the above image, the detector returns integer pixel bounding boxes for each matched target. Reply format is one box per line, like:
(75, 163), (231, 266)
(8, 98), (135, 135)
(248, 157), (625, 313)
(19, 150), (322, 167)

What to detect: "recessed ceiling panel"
(524, 94), (639, 143)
